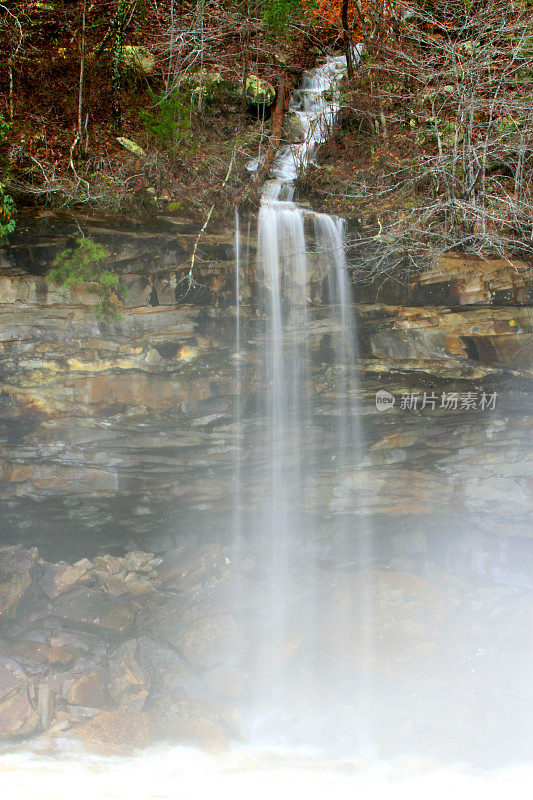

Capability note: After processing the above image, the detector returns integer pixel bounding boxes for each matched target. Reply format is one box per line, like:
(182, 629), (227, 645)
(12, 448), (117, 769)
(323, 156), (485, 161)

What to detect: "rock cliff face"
(0, 215), (531, 559)
(0, 215), (531, 760)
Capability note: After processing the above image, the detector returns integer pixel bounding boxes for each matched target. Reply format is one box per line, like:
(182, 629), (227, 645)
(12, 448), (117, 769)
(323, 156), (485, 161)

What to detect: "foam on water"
(1, 742), (531, 800)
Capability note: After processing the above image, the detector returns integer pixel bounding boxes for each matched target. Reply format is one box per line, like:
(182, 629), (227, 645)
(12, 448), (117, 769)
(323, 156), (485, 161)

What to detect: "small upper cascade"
(249, 55), (354, 202)
(254, 55), (354, 293)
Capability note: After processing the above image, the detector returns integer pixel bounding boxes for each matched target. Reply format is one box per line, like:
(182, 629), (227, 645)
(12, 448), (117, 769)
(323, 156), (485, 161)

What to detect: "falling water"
(233, 206), (242, 554)
(242, 55), (373, 746)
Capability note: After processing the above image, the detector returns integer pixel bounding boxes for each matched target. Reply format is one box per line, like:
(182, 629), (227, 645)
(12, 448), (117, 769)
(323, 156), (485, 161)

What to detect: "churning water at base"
(2, 742), (532, 800)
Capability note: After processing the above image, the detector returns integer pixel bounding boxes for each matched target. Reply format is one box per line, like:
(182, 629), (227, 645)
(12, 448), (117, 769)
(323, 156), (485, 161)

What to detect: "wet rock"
(61, 669), (108, 709)
(157, 543), (225, 590)
(107, 640), (148, 704)
(0, 657), (25, 703)
(94, 572), (129, 597)
(137, 635), (205, 703)
(93, 555), (124, 575)
(140, 595), (195, 651)
(39, 560), (92, 599)
(124, 551), (154, 573)
(0, 685), (39, 739)
(1, 639), (50, 675)
(282, 111), (307, 144)
(412, 252), (531, 306)
(158, 709), (228, 749)
(123, 573), (156, 597)
(50, 588), (136, 639)
(180, 614), (244, 672)
(205, 667), (248, 700)
(0, 546), (38, 620)
(37, 682), (54, 729)
(47, 643), (80, 667)
(48, 630), (108, 663)
(77, 707), (152, 749)
(314, 570), (448, 676)
(328, 468), (451, 516)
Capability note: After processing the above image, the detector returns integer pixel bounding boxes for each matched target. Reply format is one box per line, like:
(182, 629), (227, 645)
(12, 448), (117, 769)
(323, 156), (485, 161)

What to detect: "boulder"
(137, 635), (205, 703)
(37, 682), (54, 729)
(94, 572), (128, 597)
(50, 588), (136, 639)
(0, 546), (38, 621)
(0, 655), (39, 739)
(107, 640), (148, 704)
(48, 630), (108, 663)
(141, 597), (243, 674)
(0, 639), (50, 676)
(124, 551), (154, 573)
(61, 669), (108, 709)
(121, 45), (156, 77)
(93, 555), (125, 575)
(116, 137), (146, 158)
(39, 560), (92, 599)
(205, 667), (248, 700)
(313, 570), (448, 676)
(124, 572), (157, 597)
(180, 614), (244, 673)
(282, 111), (307, 144)
(157, 708), (227, 749)
(157, 543), (225, 590)
(77, 707), (152, 749)
(187, 70), (237, 108)
(0, 686), (39, 739)
(123, 573), (156, 597)
(245, 74), (276, 110)
(0, 658), (24, 704)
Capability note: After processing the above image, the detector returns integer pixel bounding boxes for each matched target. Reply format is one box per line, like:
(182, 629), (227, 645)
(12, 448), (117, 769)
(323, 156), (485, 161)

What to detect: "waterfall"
(233, 207), (242, 555)
(238, 55), (372, 747)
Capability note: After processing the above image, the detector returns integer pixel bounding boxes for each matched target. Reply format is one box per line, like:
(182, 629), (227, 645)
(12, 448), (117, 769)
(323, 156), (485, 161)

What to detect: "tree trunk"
(78, 0), (87, 151)
(253, 76), (291, 184)
(111, 0), (128, 134)
(342, 0), (354, 80)
(235, 75), (292, 205)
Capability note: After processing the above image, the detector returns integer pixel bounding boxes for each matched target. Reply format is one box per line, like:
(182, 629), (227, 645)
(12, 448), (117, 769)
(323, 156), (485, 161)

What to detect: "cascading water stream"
(241, 54), (372, 747)
(233, 207), (242, 554)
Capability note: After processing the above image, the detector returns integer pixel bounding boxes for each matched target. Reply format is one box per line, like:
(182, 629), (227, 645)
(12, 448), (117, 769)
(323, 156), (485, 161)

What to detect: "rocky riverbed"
(1, 534), (532, 765)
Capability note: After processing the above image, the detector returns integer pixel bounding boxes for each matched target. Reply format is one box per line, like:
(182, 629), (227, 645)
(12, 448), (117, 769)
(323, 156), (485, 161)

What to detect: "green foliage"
(140, 88), (193, 150)
(0, 117), (16, 246)
(0, 184), (16, 246)
(46, 236), (128, 321)
(263, 0), (299, 32)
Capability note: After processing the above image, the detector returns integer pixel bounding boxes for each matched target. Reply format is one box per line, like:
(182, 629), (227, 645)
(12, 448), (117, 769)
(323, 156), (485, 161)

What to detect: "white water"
(1, 742), (532, 800)
(244, 55), (375, 745)
(249, 54), (359, 194)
